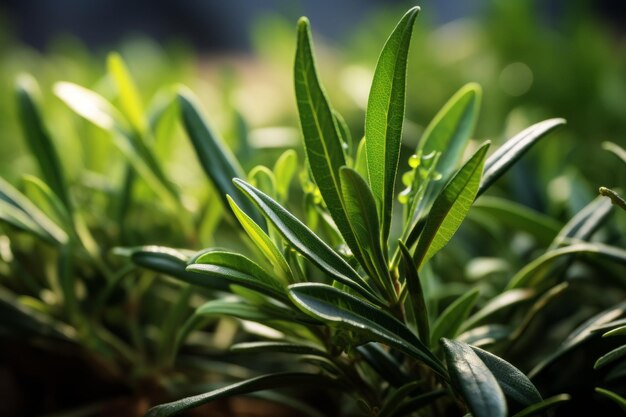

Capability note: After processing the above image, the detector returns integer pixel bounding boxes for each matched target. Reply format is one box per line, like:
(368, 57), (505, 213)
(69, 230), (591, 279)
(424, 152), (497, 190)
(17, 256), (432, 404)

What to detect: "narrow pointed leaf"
(478, 118), (565, 196)
(177, 88), (264, 227)
(507, 242), (626, 289)
(188, 250), (287, 302)
(365, 7), (419, 244)
(146, 373), (337, 417)
(195, 297), (305, 323)
(595, 388), (626, 412)
(399, 241), (429, 343)
(127, 246), (228, 292)
(227, 195), (291, 283)
(431, 288), (480, 346)
(294, 17), (360, 260)
(441, 338), (507, 417)
(603, 141), (626, 165)
(416, 83), (482, 200)
(511, 394), (571, 417)
(340, 167), (392, 295)
(231, 341), (327, 357)
(470, 345), (542, 406)
(288, 283), (447, 377)
(414, 142), (490, 269)
(594, 345), (626, 370)
(107, 52), (146, 134)
(273, 149), (297, 201)
(462, 289), (535, 331)
(234, 178), (380, 303)
(16, 75), (71, 209)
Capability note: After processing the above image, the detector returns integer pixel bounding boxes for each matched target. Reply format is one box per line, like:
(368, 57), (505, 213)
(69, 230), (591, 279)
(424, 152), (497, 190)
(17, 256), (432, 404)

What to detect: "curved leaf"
(595, 388), (626, 412)
(512, 394), (571, 417)
(231, 341), (327, 357)
(549, 196), (613, 250)
(177, 88), (264, 228)
(16, 75), (71, 209)
(414, 142), (490, 269)
(288, 283), (447, 377)
(195, 297), (305, 323)
(146, 373), (337, 417)
(234, 178), (380, 304)
(441, 338), (507, 417)
(462, 289), (535, 332)
(431, 288), (480, 347)
(507, 242), (626, 289)
(399, 241), (429, 343)
(273, 149), (297, 201)
(470, 345), (542, 406)
(365, 6), (419, 243)
(188, 250), (287, 302)
(478, 118), (566, 196)
(594, 345), (626, 370)
(107, 52), (146, 134)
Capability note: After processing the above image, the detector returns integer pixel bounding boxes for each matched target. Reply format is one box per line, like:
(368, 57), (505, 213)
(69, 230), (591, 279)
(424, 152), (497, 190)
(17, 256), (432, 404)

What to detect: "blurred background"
(0, 0), (625, 207)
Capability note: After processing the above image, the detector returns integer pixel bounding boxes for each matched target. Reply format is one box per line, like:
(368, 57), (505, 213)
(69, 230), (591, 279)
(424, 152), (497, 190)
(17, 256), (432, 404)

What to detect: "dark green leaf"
(357, 342), (410, 387)
(365, 6), (419, 244)
(234, 178), (381, 304)
(441, 338), (507, 417)
(195, 296), (304, 323)
(550, 196), (613, 250)
(231, 341), (327, 357)
(177, 89), (264, 227)
(399, 240), (429, 343)
(478, 118), (565, 196)
(288, 283), (447, 377)
(431, 288), (480, 347)
(511, 394), (571, 417)
(470, 345), (542, 406)
(16, 75), (71, 209)
(414, 142), (490, 269)
(146, 373), (338, 417)
(595, 388), (626, 412)
(462, 289), (535, 331)
(594, 345), (626, 370)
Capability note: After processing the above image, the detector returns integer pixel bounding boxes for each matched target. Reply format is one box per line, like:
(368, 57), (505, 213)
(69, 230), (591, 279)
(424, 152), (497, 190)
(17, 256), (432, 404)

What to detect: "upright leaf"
(107, 52), (146, 134)
(441, 338), (507, 417)
(365, 7), (419, 244)
(288, 283), (447, 377)
(431, 288), (480, 346)
(16, 75), (71, 209)
(340, 167), (393, 297)
(294, 17), (360, 260)
(414, 142), (490, 269)
(399, 241), (429, 343)
(177, 88), (264, 227)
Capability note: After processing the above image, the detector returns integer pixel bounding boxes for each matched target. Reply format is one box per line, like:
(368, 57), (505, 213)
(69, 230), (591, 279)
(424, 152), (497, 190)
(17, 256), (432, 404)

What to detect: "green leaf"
(416, 83), (482, 201)
(603, 141), (626, 166)
(333, 110), (353, 158)
(16, 75), (71, 209)
(549, 196), (613, 250)
(365, 6), (419, 245)
(471, 197), (561, 245)
(234, 178), (381, 304)
(529, 300), (626, 378)
(294, 17), (360, 262)
(188, 250), (287, 302)
(55, 82), (179, 207)
(340, 167), (393, 296)
(146, 373), (337, 417)
(470, 345), (542, 406)
(195, 296), (305, 323)
(356, 342), (410, 387)
(414, 142), (490, 269)
(511, 394), (571, 417)
(0, 177), (68, 244)
(354, 138), (369, 180)
(376, 381), (421, 417)
(231, 341), (327, 357)
(462, 289), (535, 331)
(227, 195), (292, 283)
(399, 241), (429, 343)
(478, 118), (565, 196)
(441, 338), (507, 417)
(273, 149), (297, 202)
(22, 175), (73, 232)
(595, 387), (626, 412)
(127, 246), (229, 292)
(595, 345), (626, 370)
(431, 288), (480, 347)
(288, 283), (447, 377)
(507, 242), (626, 289)
(177, 88), (264, 228)
(107, 52), (146, 134)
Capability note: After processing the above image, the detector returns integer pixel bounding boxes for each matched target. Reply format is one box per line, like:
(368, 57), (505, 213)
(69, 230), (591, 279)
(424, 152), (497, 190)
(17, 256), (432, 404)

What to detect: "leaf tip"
(297, 17), (310, 32)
